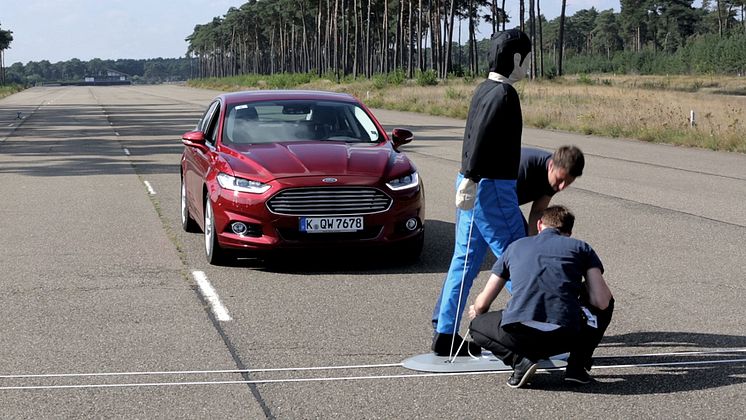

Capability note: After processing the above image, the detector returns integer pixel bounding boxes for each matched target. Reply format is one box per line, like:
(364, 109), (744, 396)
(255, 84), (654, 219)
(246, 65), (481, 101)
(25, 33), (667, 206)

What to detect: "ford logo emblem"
(322, 177), (338, 183)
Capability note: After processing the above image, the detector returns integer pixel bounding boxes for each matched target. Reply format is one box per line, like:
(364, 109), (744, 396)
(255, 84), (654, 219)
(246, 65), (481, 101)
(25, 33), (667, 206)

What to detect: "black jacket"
(460, 79), (523, 181)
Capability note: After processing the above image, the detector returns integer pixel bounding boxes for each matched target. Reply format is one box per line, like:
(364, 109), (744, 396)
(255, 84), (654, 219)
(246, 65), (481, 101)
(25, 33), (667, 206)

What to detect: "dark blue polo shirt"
(516, 148), (556, 205)
(492, 228), (604, 331)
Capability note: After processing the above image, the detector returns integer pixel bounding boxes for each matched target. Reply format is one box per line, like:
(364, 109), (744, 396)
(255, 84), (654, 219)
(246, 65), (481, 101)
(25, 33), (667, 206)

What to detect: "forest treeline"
(0, 57), (193, 85)
(183, 0), (746, 79)
(1, 0), (745, 86)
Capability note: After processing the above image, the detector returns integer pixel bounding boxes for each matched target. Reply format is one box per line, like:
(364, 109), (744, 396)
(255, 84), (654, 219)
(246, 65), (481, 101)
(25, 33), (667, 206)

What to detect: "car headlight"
(216, 172), (271, 194)
(386, 171), (419, 191)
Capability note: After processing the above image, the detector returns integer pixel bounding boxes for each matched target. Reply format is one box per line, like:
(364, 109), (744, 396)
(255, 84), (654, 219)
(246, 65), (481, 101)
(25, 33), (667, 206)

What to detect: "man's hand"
(468, 304), (480, 320)
(455, 178), (477, 209)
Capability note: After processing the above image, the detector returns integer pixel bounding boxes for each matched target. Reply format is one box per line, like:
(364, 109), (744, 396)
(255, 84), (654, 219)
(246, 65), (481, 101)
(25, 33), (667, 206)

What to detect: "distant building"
(81, 69), (131, 85)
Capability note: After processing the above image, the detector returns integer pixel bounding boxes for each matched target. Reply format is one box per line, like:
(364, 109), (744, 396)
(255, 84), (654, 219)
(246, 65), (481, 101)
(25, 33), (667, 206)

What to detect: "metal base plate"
(402, 351), (568, 373)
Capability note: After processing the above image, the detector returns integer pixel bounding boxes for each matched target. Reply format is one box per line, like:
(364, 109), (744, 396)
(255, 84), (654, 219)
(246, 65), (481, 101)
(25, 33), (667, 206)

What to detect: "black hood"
(487, 29), (531, 75)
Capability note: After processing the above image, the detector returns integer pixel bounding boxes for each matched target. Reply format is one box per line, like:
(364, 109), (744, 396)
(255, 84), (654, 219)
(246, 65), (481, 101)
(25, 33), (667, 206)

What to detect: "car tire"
(204, 197), (229, 265)
(181, 176), (200, 233)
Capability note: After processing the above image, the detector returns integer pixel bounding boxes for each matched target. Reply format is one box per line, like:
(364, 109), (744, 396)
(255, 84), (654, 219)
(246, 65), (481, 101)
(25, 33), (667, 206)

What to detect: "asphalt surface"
(1, 85), (744, 419)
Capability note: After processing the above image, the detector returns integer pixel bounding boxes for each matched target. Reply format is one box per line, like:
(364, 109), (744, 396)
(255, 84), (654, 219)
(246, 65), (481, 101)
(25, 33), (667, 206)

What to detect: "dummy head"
(488, 29), (531, 83)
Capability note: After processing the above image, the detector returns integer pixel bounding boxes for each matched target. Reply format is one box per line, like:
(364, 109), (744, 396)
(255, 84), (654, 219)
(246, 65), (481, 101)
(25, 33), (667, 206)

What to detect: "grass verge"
(189, 73), (746, 153)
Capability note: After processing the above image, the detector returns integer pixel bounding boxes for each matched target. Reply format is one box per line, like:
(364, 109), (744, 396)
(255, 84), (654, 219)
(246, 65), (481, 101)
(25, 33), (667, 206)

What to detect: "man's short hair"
(552, 145), (585, 177)
(540, 205), (575, 234)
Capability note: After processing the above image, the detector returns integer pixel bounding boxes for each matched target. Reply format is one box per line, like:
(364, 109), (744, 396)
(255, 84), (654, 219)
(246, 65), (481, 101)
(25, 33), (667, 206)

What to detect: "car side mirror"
(182, 130), (208, 151)
(391, 128), (413, 150)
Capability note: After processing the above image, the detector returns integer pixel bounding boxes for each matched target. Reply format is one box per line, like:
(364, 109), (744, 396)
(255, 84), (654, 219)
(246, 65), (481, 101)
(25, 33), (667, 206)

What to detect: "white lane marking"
(2, 348), (745, 380)
(192, 270), (232, 321)
(0, 363), (404, 379)
(595, 348), (746, 358)
(1, 358), (744, 391)
(123, 148), (130, 156)
(143, 180), (156, 195)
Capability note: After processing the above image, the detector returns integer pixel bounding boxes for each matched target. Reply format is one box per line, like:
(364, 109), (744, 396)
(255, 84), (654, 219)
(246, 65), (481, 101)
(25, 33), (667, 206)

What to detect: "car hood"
(222, 142), (411, 181)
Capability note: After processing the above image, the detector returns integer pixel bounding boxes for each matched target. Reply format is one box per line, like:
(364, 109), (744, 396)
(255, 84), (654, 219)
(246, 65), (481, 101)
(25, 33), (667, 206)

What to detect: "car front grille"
(267, 187), (392, 215)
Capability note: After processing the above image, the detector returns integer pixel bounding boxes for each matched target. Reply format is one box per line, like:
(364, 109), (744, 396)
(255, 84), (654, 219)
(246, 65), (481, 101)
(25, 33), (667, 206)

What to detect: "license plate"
(299, 216), (364, 233)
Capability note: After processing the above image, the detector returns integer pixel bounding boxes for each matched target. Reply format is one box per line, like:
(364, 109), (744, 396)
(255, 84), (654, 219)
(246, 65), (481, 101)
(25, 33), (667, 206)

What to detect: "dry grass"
(0, 85), (23, 100)
(519, 78), (746, 152)
(200, 74), (746, 153)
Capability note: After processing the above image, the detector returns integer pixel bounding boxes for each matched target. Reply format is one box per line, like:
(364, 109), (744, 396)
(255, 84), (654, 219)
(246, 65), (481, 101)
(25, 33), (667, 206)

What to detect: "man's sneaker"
(506, 357), (538, 388)
(431, 332), (482, 357)
(564, 366), (592, 384)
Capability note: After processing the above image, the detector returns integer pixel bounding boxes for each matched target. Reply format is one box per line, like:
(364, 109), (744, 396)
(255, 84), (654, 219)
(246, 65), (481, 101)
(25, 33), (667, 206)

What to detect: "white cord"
(449, 327), (480, 363)
(448, 208), (477, 361)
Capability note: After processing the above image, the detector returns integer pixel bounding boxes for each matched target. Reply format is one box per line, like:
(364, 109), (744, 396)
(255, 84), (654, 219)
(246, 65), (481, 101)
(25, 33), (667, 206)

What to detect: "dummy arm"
(455, 177), (477, 209)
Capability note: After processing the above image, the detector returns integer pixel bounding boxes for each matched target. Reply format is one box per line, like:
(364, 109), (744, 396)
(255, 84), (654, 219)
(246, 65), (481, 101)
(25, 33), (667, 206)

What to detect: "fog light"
(405, 218), (419, 231)
(231, 222), (248, 235)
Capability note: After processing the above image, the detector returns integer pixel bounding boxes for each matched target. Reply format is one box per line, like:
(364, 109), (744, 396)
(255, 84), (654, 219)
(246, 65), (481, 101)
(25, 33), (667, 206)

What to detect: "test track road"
(1, 85), (744, 419)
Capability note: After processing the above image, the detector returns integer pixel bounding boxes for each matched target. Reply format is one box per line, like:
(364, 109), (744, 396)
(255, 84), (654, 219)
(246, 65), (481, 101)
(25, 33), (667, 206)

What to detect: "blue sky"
(0, 1), (702, 65)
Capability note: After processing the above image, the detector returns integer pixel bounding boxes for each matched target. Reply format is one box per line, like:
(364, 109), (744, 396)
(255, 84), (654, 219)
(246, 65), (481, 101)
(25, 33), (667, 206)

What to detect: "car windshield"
(222, 99), (383, 145)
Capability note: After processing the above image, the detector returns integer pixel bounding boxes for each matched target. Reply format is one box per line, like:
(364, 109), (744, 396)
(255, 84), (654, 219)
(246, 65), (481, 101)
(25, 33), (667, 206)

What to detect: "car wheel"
(204, 198), (229, 265)
(181, 176), (200, 233)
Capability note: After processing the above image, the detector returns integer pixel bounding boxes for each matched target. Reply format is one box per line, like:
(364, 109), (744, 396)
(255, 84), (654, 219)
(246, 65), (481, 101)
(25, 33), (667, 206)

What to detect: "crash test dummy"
(432, 29), (532, 357)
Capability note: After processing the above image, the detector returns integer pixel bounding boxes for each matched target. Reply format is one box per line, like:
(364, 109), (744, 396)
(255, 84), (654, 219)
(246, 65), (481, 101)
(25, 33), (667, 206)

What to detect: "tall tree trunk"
(418, 0), (423, 71)
(317, 2), (323, 76)
(528, 0), (534, 78)
(491, 0), (497, 34)
(333, 0), (339, 80)
(353, 0), (359, 78)
(429, 0), (435, 70)
(408, 0), (414, 77)
(342, 0), (348, 75)
(384, 0), (390, 73)
(301, 2), (310, 72)
(430, 0), (436, 71)
(520, 0), (525, 32)
(445, 0), (457, 77)
(558, 0), (566, 76)
(716, 0), (724, 38)
(363, 0), (370, 78)
(468, 0), (474, 73)
(538, 0), (543, 77)
(393, 0), (404, 70)
(501, 0), (506, 30)
(326, 0), (333, 72)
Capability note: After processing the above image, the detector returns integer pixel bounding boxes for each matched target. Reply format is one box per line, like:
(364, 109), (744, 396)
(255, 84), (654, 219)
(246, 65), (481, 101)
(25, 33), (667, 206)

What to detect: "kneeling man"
(468, 205), (614, 388)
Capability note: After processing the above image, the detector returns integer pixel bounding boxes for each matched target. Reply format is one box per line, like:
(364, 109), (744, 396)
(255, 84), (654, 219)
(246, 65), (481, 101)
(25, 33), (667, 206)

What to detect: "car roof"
(219, 90), (358, 106)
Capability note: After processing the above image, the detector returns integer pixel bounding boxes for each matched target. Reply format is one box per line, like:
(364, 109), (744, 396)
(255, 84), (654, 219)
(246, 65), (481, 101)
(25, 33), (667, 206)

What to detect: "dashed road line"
(192, 270), (232, 321)
(143, 180), (156, 195)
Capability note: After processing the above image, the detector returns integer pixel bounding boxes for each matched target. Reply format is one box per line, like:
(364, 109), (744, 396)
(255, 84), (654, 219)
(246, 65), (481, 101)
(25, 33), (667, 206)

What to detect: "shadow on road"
(221, 219), (498, 275)
(533, 331), (746, 395)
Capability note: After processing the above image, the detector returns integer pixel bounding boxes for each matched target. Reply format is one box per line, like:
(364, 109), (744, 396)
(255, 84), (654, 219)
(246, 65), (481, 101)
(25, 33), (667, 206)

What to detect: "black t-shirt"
(460, 80), (523, 181)
(516, 147), (556, 205)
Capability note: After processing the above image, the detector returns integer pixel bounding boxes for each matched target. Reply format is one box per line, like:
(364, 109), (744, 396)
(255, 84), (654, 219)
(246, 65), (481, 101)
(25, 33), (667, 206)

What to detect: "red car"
(180, 90), (425, 264)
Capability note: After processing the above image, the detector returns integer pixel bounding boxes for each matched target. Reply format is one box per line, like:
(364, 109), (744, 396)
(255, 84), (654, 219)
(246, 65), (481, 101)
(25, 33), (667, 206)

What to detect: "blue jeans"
(433, 174), (525, 334)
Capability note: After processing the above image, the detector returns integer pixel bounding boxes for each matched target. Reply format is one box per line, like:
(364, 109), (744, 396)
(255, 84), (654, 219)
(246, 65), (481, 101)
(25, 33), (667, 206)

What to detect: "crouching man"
(468, 205), (614, 388)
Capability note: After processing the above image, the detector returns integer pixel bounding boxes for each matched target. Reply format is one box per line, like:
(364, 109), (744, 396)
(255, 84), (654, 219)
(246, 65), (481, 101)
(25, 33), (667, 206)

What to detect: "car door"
(185, 100), (221, 223)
